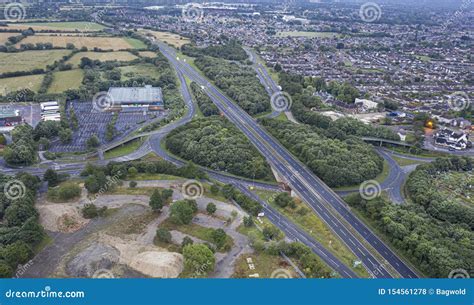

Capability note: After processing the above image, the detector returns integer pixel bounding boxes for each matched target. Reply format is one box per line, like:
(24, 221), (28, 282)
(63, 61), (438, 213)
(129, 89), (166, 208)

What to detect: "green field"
(276, 31), (342, 38)
(0, 74), (44, 94)
(415, 55), (431, 62)
(138, 51), (158, 58)
(0, 50), (72, 74)
(120, 63), (160, 80)
(67, 51), (138, 67)
(391, 156), (424, 167)
(124, 37), (147, 49)
(14, 21), (106, 31)
(47, 69), (84, 93)
(104, 138), (144, 159)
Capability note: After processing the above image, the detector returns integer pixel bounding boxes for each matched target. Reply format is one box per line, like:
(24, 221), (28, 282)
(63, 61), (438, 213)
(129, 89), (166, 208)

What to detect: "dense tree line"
(190, 82), (219, 117)
(166, 117), (272, 180)
(278, 72), (399, 141)
(181, 40), (248, 61)
(194, 56), (270, 115)
(406, 157), (474, 229)
(3, 125), (37, 166)
(260, 119), (383, 187)
(219, 184), (263, 216)
(345, 192), (474, 278)
(80, 159), (206, 195)
(0, 173), (44, 277)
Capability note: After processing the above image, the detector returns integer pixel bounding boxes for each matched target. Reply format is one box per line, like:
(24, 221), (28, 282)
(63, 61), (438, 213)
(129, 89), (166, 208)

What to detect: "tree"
(182, 244), (215, 277)
(127, 167), (138, 177)
(43, 169), (59, 187)
(211, 228), (227, 249)
(243, 216), (254, 227)
(149, 189), (164, 212)
(0, 261), (13, 278)
(161, 189), (173, 202)
(210, 184), (219, 195)
(170, 200), (195, 225)
(206, 202), (217, 215)
(59, 128), (72, 144)
(262, 225), (283, 241)
(4, 203), (37, 227)
(156, 228), (172, 243)
(274, 192), (293, 208)
(86, 135), (100, 149)
(0, 133), (7, 145)
(0, 241), (33, 268)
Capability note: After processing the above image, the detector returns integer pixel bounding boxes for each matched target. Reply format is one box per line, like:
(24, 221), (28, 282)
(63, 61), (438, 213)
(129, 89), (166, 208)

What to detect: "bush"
(48, 182), (81, 202)
(206, 202), (217, 215)
(181, 236), (194, 248)
(183, 244), (215, 277)
(82, 204), (107, 219)
(0, 261), (13, 278)
(211, 228), (227, 250)
(156, 228), (172, 243)
(149, 189), (164, 212)
(129, 181), (137, 188)
(243, 216), (254, 227)
(170, 200), (196, 225)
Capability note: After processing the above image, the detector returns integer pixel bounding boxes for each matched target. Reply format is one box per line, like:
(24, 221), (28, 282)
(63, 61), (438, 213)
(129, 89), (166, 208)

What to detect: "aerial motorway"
(156, 41), (419, 279)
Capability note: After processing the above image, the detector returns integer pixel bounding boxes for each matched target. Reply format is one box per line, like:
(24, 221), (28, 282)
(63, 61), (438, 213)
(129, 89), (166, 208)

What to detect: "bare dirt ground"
(26, 181), (252, 278)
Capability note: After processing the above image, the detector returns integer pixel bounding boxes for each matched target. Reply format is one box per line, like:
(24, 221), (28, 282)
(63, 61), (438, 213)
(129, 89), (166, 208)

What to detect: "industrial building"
(107, 85), (164, 111)
(0, 109), (22, 131)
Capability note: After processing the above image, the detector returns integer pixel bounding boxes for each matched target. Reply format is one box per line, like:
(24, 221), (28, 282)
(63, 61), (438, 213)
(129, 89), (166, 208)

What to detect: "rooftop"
(108, 86), (163, 105)
(0, 110), (20, 119)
